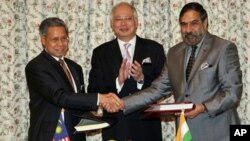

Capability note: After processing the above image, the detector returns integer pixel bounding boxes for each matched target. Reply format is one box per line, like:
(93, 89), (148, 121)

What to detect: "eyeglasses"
(113, 16), (135, 22)
(46, 36), (69, 43)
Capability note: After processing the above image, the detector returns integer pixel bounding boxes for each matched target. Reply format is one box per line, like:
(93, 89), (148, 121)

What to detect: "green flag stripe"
(183, 130), (192, 141)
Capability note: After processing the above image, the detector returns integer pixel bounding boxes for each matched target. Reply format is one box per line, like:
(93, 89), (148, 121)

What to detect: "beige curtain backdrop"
(0, 0), (249, 140)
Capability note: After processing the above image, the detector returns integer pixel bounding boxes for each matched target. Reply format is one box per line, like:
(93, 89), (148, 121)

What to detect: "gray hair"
(39, 17), (68, 37)
(110, 2), (138, 22)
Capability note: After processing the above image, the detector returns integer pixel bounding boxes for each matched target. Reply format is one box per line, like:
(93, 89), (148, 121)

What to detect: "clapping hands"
(99, 93), (124, 113)
(118, 59), (144, 84)
(118, 59), (131, 84)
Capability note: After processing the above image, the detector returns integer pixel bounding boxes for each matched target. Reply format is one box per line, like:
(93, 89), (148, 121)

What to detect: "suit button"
(185, 94), (190, 97)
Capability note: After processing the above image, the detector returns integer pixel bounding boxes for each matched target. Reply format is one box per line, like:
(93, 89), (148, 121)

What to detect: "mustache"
(184, 32), (196, 38)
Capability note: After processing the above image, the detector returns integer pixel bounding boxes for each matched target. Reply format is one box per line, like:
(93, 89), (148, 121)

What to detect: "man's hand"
(90, 107), (103, 117)
(130, 60), (144, 82)
(118, 59), (130, 84)
(185, 104), (206, 118)
(99, 93), (124, 113)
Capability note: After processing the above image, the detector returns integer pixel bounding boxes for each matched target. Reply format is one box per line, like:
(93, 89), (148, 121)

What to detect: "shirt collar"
(117, 36), (136, 47)
(44, 49), (64, 61)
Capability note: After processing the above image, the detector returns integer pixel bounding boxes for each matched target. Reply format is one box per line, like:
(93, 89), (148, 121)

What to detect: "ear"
(41, 36), (46, 47)
(135, 19), (139, 28)
(203, 18), (208, 30)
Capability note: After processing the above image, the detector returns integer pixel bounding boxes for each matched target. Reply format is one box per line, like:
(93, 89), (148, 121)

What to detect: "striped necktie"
(186, 46), (197, 81)
(59, 59), (74, 89)
(54, 59), (72, 141)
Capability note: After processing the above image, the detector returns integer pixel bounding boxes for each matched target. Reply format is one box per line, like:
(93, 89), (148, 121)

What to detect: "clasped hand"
(99, 93), (124, 113)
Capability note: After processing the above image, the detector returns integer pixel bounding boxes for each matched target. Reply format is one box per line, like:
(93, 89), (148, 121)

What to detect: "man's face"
(111, 4), (138, 42)
(41, 26), (69, 58)
(180, 10), (208, 46)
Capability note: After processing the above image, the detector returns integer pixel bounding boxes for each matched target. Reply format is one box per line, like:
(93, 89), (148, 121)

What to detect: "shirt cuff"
(97, 93), (100, 105)
(137, 82), (143, 90)
(116, 77), (124, 93)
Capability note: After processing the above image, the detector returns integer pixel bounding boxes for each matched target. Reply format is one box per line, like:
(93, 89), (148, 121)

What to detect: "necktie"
(186, 46), (197, 81)
(54, 59), (72, 141)
(123, 43), (132, 64)
(59, 59), (74, 89)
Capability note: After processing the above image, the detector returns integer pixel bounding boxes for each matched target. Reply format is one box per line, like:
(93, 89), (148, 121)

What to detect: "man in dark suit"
(88, 2), (166, 141)
(25, 17), (123, 141)
(123, 2), (242, 141)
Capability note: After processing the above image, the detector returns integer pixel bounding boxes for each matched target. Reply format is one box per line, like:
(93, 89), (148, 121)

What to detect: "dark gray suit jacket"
(25, 50), (98, 141)
(123, 33), (242, 141)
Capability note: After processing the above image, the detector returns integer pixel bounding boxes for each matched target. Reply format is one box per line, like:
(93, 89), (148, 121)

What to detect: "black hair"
(39, 17), (68, 36)
(179, 2), (208, 22)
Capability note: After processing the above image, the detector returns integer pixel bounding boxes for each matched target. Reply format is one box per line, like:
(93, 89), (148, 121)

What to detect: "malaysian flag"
(53, 113), (71, 141)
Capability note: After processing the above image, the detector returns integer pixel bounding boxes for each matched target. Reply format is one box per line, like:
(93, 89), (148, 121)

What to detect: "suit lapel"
(42, 51), (75, 91)
(175, 45), (186, 81)
(111, 39), (123, 73)
(65, 59), (81, 92)
(188, 34), (212, 82)
(133, 36), (145, 63)
(168, 43), (187, 97)
(176, 44), (187, 94)
(42, 50), (66, 77)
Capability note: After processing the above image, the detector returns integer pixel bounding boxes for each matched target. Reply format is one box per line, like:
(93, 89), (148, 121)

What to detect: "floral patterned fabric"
(0, 0), (249, 141)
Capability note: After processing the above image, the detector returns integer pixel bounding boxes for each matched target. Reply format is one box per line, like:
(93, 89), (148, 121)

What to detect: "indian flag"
(175, 110), (192, 141)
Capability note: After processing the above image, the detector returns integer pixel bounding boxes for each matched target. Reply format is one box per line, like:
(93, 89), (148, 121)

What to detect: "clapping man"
(88, 2), (166, 141)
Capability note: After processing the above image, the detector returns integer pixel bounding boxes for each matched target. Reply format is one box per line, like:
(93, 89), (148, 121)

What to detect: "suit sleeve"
(123, 62), (173, 114)
(25, 61), (98, 111)
(204, 43), (242, 117)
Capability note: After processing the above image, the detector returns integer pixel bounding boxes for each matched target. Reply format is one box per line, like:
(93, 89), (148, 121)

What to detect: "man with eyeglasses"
(25, 17), (124, 141)
(88, 2), (166, 141)
(123, 2), (242, 141)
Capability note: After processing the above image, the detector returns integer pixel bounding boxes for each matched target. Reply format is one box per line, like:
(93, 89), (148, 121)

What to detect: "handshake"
(98, 93), (125, 113)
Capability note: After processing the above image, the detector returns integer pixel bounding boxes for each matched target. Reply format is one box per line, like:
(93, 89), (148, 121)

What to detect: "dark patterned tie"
(186, 46), (197, 81)
(59, 59), (74, 88)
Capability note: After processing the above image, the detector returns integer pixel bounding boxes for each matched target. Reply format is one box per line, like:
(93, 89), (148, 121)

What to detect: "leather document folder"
(141, 102), (194, 119)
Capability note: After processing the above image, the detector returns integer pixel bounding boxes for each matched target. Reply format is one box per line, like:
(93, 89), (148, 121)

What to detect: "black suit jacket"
(88, 36), (166, 141)
(25, 50), (98, 141)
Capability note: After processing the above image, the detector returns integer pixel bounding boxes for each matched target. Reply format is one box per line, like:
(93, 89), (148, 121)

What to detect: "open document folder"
(74, 112), (118, 132)
(74, 118), (109, 132)
(141, 102), (194, 119)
